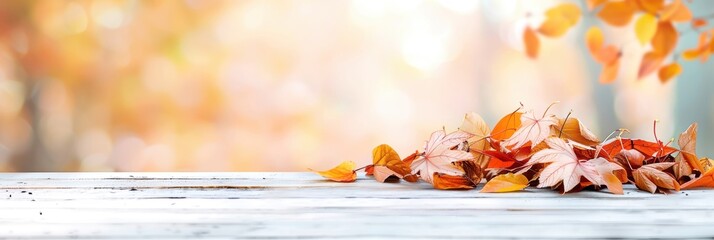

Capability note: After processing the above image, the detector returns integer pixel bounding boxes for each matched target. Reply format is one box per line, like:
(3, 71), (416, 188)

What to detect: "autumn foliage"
(312, 103), (714, 194)
(524, 0), (710, 84)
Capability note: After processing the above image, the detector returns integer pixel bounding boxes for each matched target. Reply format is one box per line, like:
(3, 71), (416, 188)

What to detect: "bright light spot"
(0, 80), (25, 116)
(482, 0), (519, 22)
(91, 1), (125, 29)
(401, 19), (455, 72)
(437, 0), (479, 14)
(63, 2), (88, 34)
(373, 85), (413, 123)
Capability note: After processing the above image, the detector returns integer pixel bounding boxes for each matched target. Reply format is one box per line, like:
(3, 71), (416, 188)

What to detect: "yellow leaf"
(660, 0), (692, 22)
(638, 51), (664, 79)
(599, 59), (619, 84)
(635, 14), (658, 45)
(658, 62), (682, 83)
(459, 112), (491, 170)
(545, 3), (581, 26)
(552, 117), (600, 146)
(651, 21), (678, 56)
(310, 161), (356, 182)
(539, 3), (581, 38)
(523, 26), (539, 59)
(372, 144), (418, 182)
(480, 173), (529, 193)
(585, 26), (604, 56)
(597, 1), (637, 26)
(585, 26), (620, 65)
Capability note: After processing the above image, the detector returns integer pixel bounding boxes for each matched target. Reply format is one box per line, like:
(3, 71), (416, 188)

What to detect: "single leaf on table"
(530, 138), (603, 193)
(459, 112), (491, 169)
(552, 117), (600, 146)
(597, 1), (637, 26)
(372, 144), (418, 182)
(491, 111), (522, 141)
(635, 14), (658, 45)
(634, 0), (664, 14)
(638, 51), (664, 79)
(658, 62), (682, 83)
(481, 173), (529, 193)
(660, 0), (692, 22)
(310, 161), (356, 182)
(632, 162), (680, 193)
(503, 111), (558, 150)
(651, 21), (678, 56)
(432, 173), (474, 190)
(524, 27), (539, 59)
(410, 130), (474, 184)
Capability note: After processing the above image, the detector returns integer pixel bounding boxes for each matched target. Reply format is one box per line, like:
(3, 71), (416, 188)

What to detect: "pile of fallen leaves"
(312, 104), (714, 194)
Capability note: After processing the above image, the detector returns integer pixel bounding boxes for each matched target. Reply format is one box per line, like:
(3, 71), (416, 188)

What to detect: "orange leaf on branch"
(660, 0), (692, 22)
(658, 62), (682, 83)
(597, 1), (638, 26)
(523, 27), (539, 59)
(310, 161), (357, 182)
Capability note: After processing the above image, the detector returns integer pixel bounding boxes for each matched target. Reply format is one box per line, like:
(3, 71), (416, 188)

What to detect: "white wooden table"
(1, 172), (712, 239)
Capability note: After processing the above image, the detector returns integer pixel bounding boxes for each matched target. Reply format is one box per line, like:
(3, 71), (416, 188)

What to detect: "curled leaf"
(523, 27), (539, 59)
(372, 144), (418, 182)
(310, 161), (357, 182)
(553, 117), (600, 146)
(480, 173), (529, 193)
(658, 62), (682, 83)
(373, 166), (402, 183)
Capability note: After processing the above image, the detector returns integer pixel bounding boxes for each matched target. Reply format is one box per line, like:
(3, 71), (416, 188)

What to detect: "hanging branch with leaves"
(523, 0), (712, 84)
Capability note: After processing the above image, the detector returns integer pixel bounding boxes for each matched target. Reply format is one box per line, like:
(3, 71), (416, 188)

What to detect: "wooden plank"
(0, 172), (713, 239)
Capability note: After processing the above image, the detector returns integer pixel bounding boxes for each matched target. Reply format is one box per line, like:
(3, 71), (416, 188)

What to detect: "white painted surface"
(0, 172), (711, 239)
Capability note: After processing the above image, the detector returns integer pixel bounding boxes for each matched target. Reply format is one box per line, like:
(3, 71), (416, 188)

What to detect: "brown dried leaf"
(632, 163), (679, 193)
(432, 173), (474, 190)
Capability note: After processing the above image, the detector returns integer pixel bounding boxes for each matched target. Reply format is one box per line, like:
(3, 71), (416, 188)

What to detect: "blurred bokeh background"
(0, 0), (712, 172)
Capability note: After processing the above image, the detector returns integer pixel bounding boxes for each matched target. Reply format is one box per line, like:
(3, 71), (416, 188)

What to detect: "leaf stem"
(558, 110), (573, 138)
(354, 165), (371, 173)
(542, 101), (560, 118)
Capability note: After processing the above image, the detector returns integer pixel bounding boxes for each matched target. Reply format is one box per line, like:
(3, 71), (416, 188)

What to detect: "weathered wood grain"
(0, 172), (712, 239)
